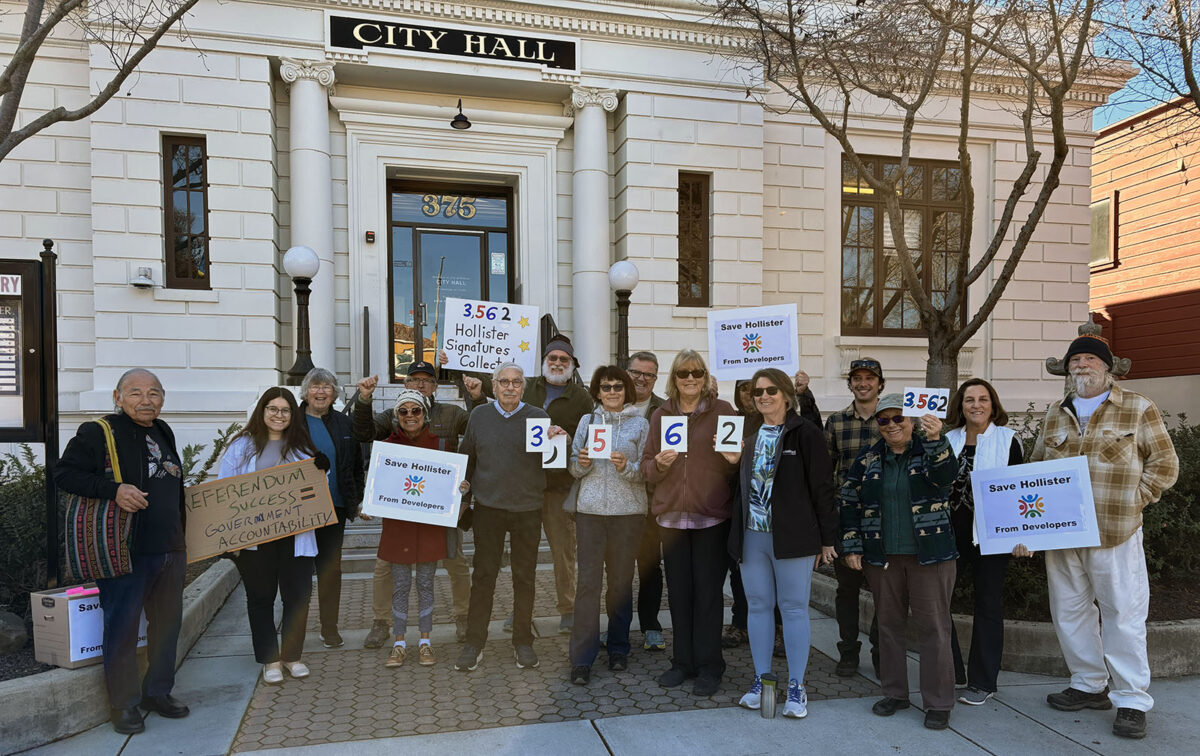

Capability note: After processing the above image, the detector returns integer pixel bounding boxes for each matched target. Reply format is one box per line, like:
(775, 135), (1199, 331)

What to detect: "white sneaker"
(783, 679), (808, 719)
(738, 675), (763, 710)
(262, 663), (284, 684)
(283, 661), (310, 679)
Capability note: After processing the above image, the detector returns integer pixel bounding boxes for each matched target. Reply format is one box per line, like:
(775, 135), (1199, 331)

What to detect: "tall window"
(162, 135), (210, 289)
(677, 172), (710, 307)
(841, 156), (965, 335)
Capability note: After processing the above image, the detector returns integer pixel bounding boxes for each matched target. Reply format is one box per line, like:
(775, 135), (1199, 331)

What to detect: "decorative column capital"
(280, 57), (336, 96)
(564, 86), (619, 118)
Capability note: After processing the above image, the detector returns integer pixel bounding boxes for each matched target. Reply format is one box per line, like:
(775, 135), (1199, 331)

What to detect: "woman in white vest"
(944, 378), (1032, 707)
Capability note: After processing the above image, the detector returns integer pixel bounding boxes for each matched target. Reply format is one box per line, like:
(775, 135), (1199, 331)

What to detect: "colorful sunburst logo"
(1017, 493), (1044, 518)
(742, 333), (763, 353)
(403, 475), (426, 495)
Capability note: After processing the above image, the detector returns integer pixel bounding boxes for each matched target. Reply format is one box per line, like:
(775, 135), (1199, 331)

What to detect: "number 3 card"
(661, 417), (689, 453)
(902, 387), (951, 419)
(526, 418), (550, 452)
(588, 424), (612, 459)
(714, 416), (744, 453)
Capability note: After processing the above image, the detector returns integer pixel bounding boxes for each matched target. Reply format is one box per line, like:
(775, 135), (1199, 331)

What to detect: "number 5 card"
(714, 415), (744, 453)
(587, 424), (612, 459)
(901, 387), (951, 419)
(661, 417), (688, 453)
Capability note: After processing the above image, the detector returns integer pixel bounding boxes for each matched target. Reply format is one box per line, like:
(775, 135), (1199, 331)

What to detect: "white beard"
(1071, 368), (1108, 397)
(543, 357), (571, 385)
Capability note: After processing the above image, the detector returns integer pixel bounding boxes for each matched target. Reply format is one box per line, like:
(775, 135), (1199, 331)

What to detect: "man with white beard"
(1031, 333), (1178, 740)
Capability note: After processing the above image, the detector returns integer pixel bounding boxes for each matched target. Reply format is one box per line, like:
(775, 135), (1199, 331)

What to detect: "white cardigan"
(946, 423), (1018, 545)
(218, 436), (319, 557)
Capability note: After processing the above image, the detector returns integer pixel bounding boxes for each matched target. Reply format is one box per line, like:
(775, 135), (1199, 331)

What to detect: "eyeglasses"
(545, 355), (572, 364)
(495, 378), (524, 388)
(674, 368), (707, 380)
(396, 407), (424, 417)
(752, 386), (780, 397)
(627, 369), (656, 381)
(308, 385), (334, 393)
(406, 376), (435, 385)
(599, 383), (624, 393)
(876, 415), (906, 427)
(264, 407), (291, 417)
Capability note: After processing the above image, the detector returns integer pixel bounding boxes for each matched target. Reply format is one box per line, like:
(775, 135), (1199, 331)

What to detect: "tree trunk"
(925, 347), (958, 389)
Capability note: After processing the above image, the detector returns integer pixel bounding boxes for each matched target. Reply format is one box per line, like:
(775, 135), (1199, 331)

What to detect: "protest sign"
(970, 456), (1100, 555)
(184, 459), (335, 562)
(526, 418), (550, 453)
(588, 424), (612, 459)
(714, 415), (745, 453)
(542, 434), (567, 469)
(706, 304), (799, 380)
(662, 416), (688, 453)
(901, 387), (951, 418)
(361, 441), (467, 528)
(441, 297), (540, 376)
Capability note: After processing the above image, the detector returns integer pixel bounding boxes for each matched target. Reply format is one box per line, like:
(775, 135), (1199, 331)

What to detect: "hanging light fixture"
(450, 99), (472, 130)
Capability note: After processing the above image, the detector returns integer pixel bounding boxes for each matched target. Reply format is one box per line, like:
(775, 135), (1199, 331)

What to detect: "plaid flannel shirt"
(1030, 382), (1179, 549)
(824, 401), (882, 488)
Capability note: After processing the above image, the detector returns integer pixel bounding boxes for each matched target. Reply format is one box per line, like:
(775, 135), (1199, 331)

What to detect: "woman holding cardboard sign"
(944, 378), (1030, 706)
(219, 387), (326, 685)
(566, 366), (649, 686)
(641, 349), (738, 698)
(375, 389), (468, 670)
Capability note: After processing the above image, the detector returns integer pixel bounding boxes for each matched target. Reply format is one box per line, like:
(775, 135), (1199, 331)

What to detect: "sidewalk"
(23, 568), (1200, 756)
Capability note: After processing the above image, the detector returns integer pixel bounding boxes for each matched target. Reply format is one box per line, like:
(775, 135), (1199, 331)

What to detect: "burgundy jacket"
(642, 396), (738, 520)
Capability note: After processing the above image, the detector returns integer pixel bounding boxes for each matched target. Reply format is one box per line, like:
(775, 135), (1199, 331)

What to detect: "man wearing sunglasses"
(823, 357), (884, 677)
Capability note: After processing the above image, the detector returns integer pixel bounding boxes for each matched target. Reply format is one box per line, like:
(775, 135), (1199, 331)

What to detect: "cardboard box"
(30, 586), (147, 669)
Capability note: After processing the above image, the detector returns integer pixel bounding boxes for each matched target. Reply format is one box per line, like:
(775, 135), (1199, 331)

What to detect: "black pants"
(235, 537), (314, 664)
(661, 520), (730, 681)
(570, 513), (643, 666)
(834, 557), (879, 659)
(95, 550), (186, 709)
(314, 508), (348, 633)
(466, 505), (542, 648)
(635, 512), (664, 632)
(950, 506), (1009, 691)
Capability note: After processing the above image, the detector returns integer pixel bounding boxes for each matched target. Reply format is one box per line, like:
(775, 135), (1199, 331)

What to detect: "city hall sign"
(327, 13), (578, 71)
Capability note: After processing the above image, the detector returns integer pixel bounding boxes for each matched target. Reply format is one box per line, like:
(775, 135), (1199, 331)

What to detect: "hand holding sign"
(526, 418), (550, 453)
(902, 387), (950, 418)
(661, 417), (688, 453)
(588, 424), (613, 460)
(542, 434), (567, 469)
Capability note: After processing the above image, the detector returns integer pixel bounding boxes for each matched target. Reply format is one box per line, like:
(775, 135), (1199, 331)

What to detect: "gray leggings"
(391, 562), (437, 636)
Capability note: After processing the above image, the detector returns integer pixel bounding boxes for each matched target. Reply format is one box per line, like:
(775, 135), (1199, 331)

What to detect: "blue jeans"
(569, 513), (643, 666)
(740, 530), (815, 685)
(95, 550), (186, 709)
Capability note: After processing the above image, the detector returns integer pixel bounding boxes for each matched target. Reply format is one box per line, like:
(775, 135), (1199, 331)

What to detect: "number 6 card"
(526, 418), (550, 452)
(588, 424), (612, 459)
(714, 415), (744, 453)
(661, 417), (688, 453)
(901, 387), (951, 419)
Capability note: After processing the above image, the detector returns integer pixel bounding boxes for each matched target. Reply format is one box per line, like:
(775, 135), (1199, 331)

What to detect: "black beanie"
(1064, 335), (1114, 369)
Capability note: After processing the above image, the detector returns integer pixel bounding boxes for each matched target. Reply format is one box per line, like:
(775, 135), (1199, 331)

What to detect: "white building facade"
(0, 0), (1112, 447)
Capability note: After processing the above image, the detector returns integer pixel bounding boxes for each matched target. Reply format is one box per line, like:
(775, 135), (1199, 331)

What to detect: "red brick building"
(1090, 97), (1200, 418)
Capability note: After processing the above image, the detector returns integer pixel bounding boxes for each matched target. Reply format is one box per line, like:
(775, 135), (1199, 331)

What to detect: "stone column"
(565, 86), (619, 376)
(280, 58), (336, 373)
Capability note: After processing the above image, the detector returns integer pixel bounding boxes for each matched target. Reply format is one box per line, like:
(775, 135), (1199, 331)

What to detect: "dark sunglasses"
(674, 368), (707, 380)
(599, 383), (625, 393)
(396, 407), (425, 417)
(752, 386), (780, 397)
(876, 415), (906, 427)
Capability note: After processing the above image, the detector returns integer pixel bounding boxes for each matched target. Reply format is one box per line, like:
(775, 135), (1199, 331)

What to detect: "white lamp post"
(283, 245), (320, 385)
(608, 260), (640, 369)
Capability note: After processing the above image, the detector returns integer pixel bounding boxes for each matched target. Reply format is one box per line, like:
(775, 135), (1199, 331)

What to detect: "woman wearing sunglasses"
(367, 389), (467, 669)
(566, 366), (649, 685)
(641, 349), (738, 697)
(219, 387), (324, 685)
(723, 369), (837, 718)
(838, 394), (960, 730)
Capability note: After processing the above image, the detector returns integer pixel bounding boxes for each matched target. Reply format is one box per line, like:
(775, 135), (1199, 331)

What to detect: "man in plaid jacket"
(1031, 334), (1178, 740)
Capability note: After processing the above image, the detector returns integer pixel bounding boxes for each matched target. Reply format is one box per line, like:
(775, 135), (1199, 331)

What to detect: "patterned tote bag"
(64, 418), (133, 581)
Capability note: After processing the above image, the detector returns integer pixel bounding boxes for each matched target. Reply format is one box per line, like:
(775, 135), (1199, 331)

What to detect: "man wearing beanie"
(1031, 334), (1178, 740)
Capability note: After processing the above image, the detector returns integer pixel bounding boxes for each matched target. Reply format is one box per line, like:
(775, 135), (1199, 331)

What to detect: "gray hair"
(492, 362), (525, 381)
(114, 368), (163, 395)
(300, 367), (340, 402)
(629, 351), (659, 367)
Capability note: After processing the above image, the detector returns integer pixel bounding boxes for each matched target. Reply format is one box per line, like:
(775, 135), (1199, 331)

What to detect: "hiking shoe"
(514, 644), (539, 669)
(958, 687), (994, 706)
(783, 679), (808, 719)
(721, 625), (748, 648)
(738, 674), (763, 710)
(609, 654), (628, 672)
(571, 665), (591, 686)
(558, 614), (574, 634)
(363, 621), (389, 649)
(924, 710), (950, 730)
(835, 654), (859, 677)
(455, 616), (468, 643)
(502, 613), (513, 633)
(1112, 708), (1146, 739)
(418, 644), (435, 666)
(658, 665), (689, 688)
(454, 644), (483, 672)
(644, 630), (666, 651)
(320, 628), (344, 648)
(872, 697), (910, 716)
(385, 645), (406, 668)
(1046, 686), (1112, 711)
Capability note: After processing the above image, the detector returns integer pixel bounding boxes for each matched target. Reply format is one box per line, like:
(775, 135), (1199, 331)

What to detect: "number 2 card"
(714, 415), (744, 453)
(901, 387), (950, 419)
(661, 417), (689, 453)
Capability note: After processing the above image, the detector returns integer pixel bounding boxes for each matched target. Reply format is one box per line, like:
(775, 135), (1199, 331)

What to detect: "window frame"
(840, 155), (968, 337)
(1089, 190), (1119, 273)
(161, 134), (211, 290)
(677, 171), (711, 308)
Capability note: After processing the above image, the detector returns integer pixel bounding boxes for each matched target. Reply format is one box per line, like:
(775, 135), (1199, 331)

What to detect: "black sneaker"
(571, 665), (591, 685)
(658, 665), (689, 688)
(924, 710), (950, 730)
(1112, 708), (1147, 739)
(320, 629), (344, 648)
(454, 644), (483, 672)
(835, 654), (859, 677)
(514, 644), (539, 669)
(871, 697), (911, 717)
(608, 654), (628, 672)
(1046, 686), (1112, 711)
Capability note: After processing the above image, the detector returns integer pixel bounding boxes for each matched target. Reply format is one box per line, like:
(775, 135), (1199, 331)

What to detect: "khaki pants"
(372, 552), (471, 623)
(543, 487), (577, 617)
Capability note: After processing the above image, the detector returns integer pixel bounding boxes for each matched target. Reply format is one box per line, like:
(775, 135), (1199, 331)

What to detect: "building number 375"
(421, 194), (477, 219)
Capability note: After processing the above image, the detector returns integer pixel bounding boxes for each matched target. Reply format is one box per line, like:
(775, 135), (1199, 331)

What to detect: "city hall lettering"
(329, 15), (577, 71)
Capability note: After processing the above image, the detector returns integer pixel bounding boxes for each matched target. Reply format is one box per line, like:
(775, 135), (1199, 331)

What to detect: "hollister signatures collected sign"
(183, 459), (335, 562)
(706, 303), (800, 381)
(441, 297), (540, 377)
(361, 441), (467, 528)
(969, 456), (1101, 555)
(327, 13), (578, 71)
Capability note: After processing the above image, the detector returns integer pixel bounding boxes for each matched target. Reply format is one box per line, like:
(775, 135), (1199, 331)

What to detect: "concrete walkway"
(22, 574), (1200, 756)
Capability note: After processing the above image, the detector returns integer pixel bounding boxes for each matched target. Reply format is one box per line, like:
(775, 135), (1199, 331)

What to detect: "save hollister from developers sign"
(969, 456), (1101, 555)
(361, 441), (467, 528)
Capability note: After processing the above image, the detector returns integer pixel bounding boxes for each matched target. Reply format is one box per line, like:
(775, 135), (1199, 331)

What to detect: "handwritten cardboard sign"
(361, 441), (467, 528)
(441, 297), (540, 376)
(183, 458), (335, 562)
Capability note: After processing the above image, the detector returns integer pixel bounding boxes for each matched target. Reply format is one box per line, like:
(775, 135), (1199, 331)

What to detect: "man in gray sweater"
(454, 362), (564, 672)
